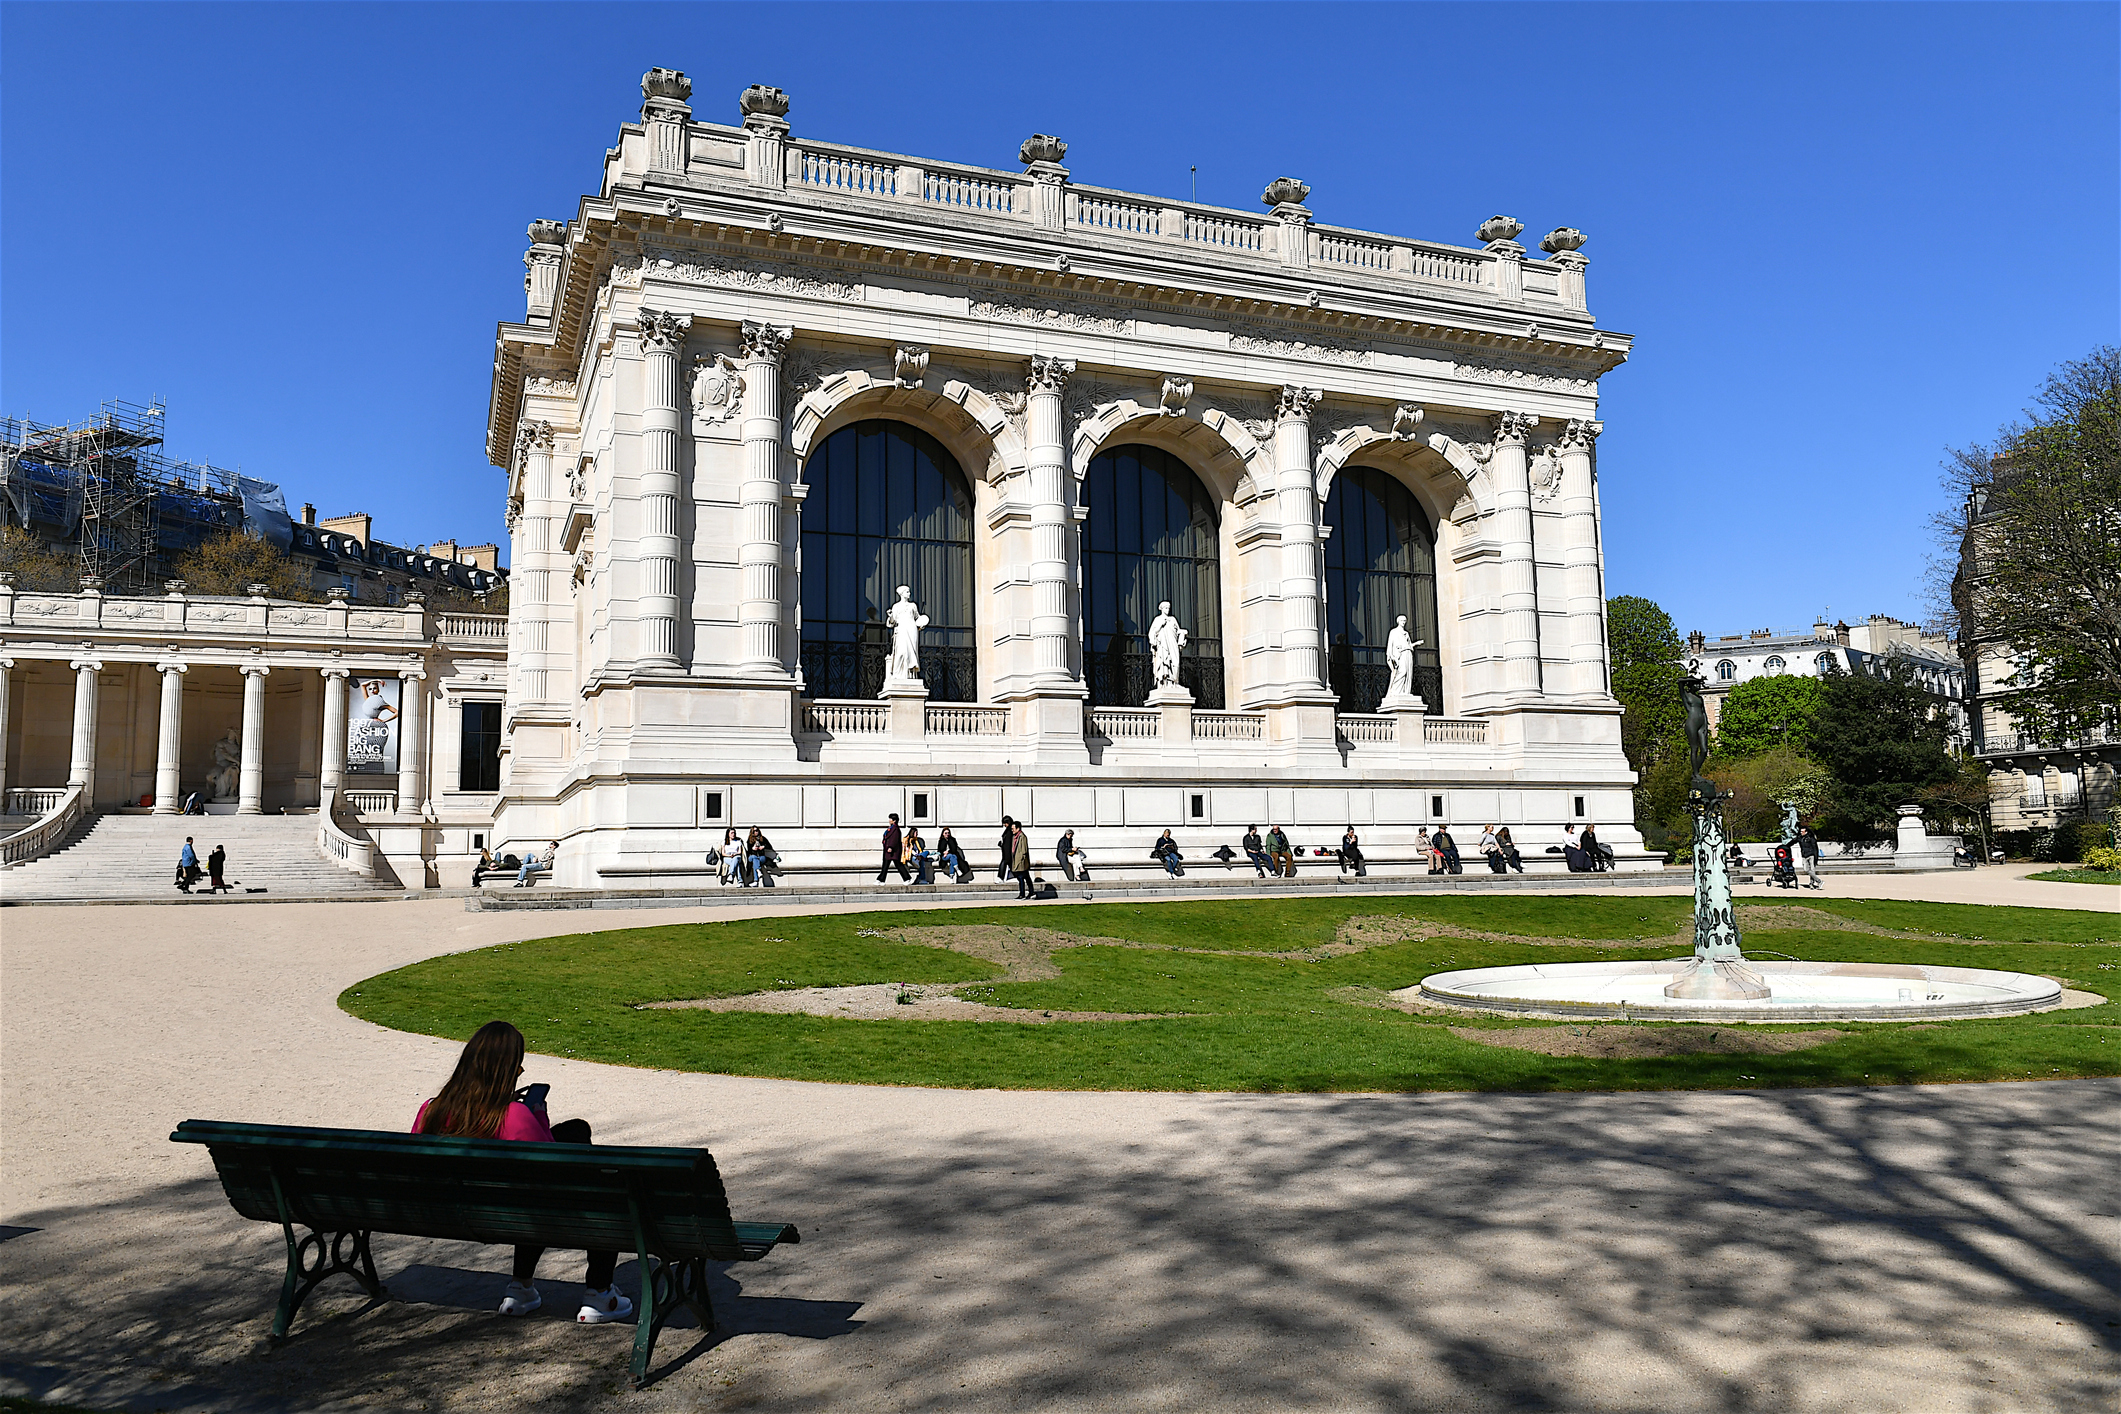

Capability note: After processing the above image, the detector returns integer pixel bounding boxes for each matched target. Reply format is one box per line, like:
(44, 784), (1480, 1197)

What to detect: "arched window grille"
(1815, 652), (1834, 673)
(798, 420), (976, 701)
(1763, 655), (1787, 675)
(1716, 660), (1737, 681)
(1322, 466), (1440, 713)
(1081, 444), (1224, 708)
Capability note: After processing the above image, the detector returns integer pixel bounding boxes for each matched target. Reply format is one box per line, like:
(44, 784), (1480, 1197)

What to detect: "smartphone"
(517, 1082), (551, 1110)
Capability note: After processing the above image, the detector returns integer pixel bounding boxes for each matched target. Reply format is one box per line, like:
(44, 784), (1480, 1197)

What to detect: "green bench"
(171, 1119), (800, 1387)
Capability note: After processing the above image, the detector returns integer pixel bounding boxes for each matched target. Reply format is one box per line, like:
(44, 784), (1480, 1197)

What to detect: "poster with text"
(346, 677), (401, 774)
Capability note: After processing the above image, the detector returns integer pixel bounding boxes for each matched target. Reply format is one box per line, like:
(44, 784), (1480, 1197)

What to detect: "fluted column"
(398, 668), (427, 815)
(1025, 355), (1078, 685)
(238, 664), (271, 814)
(67, 657), (102, 798)
(1557, 418), (1609, 698)
(0, 657), (13, 802)
(318, 667), (348, 795)
(738, 320), (793, 674)
(515, 421), (556, 705)
(1275, 385), (1328, 694)
(636, 309), (692, 671)
(152, 661), (187, 813)
(1490, 411), (1543, 698)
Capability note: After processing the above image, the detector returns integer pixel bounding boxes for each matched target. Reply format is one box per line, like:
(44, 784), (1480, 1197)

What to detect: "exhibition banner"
(347, 677), (401, 774)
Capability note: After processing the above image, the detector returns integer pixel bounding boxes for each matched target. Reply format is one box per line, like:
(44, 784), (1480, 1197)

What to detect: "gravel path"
(2, 885), (2116, 1413)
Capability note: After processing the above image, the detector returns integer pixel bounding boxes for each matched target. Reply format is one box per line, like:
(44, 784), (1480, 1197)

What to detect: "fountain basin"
(1405, 959), (2063, 1023)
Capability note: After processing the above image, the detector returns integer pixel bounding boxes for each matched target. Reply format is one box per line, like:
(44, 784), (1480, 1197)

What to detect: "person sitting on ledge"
(412, 1021), (633, 1325)
(1240, 825), (1271, 877)
(1151, 829), (1184, 878)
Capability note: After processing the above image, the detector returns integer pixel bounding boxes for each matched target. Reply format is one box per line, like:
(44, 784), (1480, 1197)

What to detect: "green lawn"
(341, 895), (2120, 1094)
(2026, 868), (2121, 885)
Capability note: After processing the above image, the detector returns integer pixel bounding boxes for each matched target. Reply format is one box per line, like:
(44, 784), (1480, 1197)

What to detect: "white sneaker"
(577, 1285), (634, 1323)
(499, 1281), (541, 1316)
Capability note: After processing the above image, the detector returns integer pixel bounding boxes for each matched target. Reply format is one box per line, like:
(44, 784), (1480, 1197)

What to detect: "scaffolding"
(0, 402), (245, 591)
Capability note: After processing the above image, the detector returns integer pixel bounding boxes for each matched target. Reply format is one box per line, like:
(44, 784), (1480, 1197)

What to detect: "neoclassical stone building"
(487, 70), (1645, 884)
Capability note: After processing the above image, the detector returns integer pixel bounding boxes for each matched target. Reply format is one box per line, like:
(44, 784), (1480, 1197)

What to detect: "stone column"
(0, 656), (13, 801)
(636, 309), (692, 671)
(152, 661), (187, 813)
(398, 668), (427, 815)
(1556, 418), (1608, 699)
(640, 67), (692, 177)
(738, 320), (793, 675)
(740, 85), (790, 188)
(1264, 178), (1313, 269)
(514, 421), (556, 704)
(238, 664), (271, 814)
(67, 656), (102, 797)
(1490, 410), (1543, 699)
(1275, 385), (1328, 693)
(1024, 355), (1079, 686)
(318, 667), (349, 795)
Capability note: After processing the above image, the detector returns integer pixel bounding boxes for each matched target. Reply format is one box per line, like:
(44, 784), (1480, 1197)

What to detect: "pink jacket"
(412, 1099), (554, 1143)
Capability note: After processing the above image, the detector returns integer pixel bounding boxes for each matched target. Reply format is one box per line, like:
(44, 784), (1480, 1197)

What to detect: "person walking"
(995, 817), (1017, 881)
(206, 843), (230, 894)
(1265, 825), (1295, 878)
(1151, 829), (1184, 878)
(1241, 825), (1270, 877)
(935, 827), (966, 883)
(1797, 824), (1823, 890)
(878, 814), (911, 884)
(1494, 825), (1525, 873)
(1337, 827), (1365, 877)
(1009, 822), (1034, 899)
(1433, 824), (1463, 874)
(1056, 828), (1079, 882)
(175, 837), (200, 893)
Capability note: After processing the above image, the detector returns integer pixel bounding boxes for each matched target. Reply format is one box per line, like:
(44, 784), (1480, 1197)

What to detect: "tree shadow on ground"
(2, 1083), (2115, 1412)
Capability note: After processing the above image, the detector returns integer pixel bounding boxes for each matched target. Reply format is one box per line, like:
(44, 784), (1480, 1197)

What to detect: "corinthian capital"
(1026, 355), (1076, 394)
(515, 420), (555, 466)
(1492, 410), (1540, 446)
(1276, 385), (1322, 421)
(636, 309), (693, 355)
(739, 321), (794, 363)
(1559, 417), (1603, 451)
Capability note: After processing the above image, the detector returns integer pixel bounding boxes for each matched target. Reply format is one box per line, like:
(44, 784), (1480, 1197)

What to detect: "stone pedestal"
(882, 679), (928, 742)
(1893, 804), (1958, 870)
(1380, 693), (1426, 752)
(1146, 683), (1193, 742)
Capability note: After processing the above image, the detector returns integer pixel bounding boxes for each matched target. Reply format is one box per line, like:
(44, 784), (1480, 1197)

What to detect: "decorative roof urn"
(641, 68), (692, 103)
(1477, 214), (1525, 245)
(740, 84), (791, 118)
(1540, 227), (1587, 254)
(527, 219), (568, 247)
(1261, 176), (1312, 210)
(1018, 133), (1069, 167)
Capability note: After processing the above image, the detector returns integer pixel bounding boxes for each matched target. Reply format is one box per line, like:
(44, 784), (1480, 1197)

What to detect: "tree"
(169, 528), (321, 601)
(1918, 753), (1997, 863)
(1715, 674), (1826, 758)
(1807, 658), (1957, 837)
(1606, 595), (1689, 854)
(1608, 594), (1683, 675)
(1937, 346), (2121, 741)
(0, 525), (78, 591)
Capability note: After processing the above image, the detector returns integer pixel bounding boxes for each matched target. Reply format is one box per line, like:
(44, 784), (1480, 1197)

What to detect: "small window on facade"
(1763, 655), (1787, 676)
(1816, 653), (1833, 673)
(1574, 796), (1586, 818)
(473, 832), (485, 849)
(703, 791), (724, 821)
(1431, 794), (1445, 818)
(1716, 660), (1736, 681)
(459, 701), (502, 792)
(912, 792), (930, 821)
(1189, 793), (1206, 820)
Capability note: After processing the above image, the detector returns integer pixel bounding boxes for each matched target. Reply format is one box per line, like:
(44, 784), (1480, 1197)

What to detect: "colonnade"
(0, 657), (432, 817)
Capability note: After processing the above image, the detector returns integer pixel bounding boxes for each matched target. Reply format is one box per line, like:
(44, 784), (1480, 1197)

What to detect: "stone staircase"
(0, 813), (394, 903)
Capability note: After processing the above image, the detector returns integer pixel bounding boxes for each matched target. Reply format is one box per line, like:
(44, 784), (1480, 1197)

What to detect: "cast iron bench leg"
(268, 1168), (385, 1340)
(631, 1255), (717, 1388)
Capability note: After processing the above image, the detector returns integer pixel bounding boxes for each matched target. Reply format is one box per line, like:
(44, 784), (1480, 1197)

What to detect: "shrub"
(2081, 846), (2121, 872)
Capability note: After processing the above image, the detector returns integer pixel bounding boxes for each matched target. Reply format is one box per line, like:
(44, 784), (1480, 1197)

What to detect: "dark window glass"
(799, 421), (977, 701)
(1081, 444), (1225, 708)
(459, 701), (502, 792)
(1322, 466), (1440, 714)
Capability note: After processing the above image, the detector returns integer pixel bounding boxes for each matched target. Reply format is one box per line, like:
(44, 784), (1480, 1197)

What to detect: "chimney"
(318, 512), (371, 547)
(430, 539), (459, 564)
(1835, 620), (1851, 647)
(1686, 629), (1705, 655)
(301, 503), (316, 525)
(460, 543), (500, 572)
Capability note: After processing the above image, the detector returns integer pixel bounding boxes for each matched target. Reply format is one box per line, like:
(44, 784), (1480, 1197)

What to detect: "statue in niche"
(1148, 601), (1189, 692)
(1385, 615), (1423, 702)
(207, 728), (242, 801)
(881, 586), (929, 692)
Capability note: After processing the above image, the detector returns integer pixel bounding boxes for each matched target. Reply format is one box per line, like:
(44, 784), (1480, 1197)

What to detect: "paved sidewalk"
(2, 891), (2116, 1412)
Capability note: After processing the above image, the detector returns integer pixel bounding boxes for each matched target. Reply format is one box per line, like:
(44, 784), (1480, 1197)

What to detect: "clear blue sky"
(3, 2), (2113, 637)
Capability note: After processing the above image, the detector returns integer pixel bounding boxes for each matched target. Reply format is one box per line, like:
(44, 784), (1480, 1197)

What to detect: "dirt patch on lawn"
(1449, 1025), (1847, 1059)
(640, 982), (1174, 1024)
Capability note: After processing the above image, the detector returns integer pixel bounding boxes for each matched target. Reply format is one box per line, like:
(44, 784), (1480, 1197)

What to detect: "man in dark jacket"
(1581, 823), (1608, 872)
(1056, 829), (1079, 881)
(1241, 826), (1270, 877)
(996, 817), (1016, 880)
(878, 813), (910, 883)
(1797, 825), (1823, 890)
(1432, 825), (1463, 874)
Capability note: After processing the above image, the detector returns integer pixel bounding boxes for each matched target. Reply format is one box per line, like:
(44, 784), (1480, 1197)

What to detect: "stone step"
(1, 812), (391, 902)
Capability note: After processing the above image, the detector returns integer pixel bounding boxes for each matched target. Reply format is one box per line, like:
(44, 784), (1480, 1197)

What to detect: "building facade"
(1687, 615), (1968, 745)
(483, 71), (1648, 885)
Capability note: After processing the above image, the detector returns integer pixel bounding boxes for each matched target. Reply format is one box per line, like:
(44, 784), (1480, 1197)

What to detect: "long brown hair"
(416, 1020), (524, 1138)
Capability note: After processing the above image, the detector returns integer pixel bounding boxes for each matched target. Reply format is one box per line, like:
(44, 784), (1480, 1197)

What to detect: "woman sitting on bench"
(413, 1020), (634, 1325)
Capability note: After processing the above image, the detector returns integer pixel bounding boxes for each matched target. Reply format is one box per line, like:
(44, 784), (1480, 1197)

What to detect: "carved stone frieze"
(1453, 358), (1598, 392)
(1230, 325), (1372, 364)
(972, 297), (1129, 336)
(617, 246), (862, 303)
(524, 376), (578, 397)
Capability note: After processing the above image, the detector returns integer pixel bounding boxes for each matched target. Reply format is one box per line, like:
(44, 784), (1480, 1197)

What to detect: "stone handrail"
(925, 704), (1007, 736)
(0, 783), (86, 868)
(344, 790), (398, 816)
(1191, 711), (1265, 741)
(316, 788), (377, 878)
(801, 700), (888, 735)
(1337, 714), (1396, 744)
(1424, 717), (1491, 745)
(4, 787), (69, 817)
(1088, 708), (1161, 740)
(438, 613), (508, 641)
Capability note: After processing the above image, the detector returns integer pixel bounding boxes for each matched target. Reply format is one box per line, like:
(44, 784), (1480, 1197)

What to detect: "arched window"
(1715, 660), (1737, 681)
(1815, 652), (1834, 673)
(1322, 466), (1440, 713)
(1763, 655), (1787, 676)
(1081, 444), (1224, 708)
(799, 420), (976, 701)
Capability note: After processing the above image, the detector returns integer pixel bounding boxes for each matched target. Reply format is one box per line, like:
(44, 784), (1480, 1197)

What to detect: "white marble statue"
(1149, 601), (1188, 691)
(881, 586), (930, 691)
(207, 728), (242, 801)
(1385, 616), (1423, 700)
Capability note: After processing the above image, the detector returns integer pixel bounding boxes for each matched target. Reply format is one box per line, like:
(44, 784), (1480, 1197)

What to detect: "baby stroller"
(1770, 843), (1799, 890)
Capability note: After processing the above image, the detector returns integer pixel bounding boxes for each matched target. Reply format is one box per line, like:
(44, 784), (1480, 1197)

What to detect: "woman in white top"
(718, 827), (746, 886)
